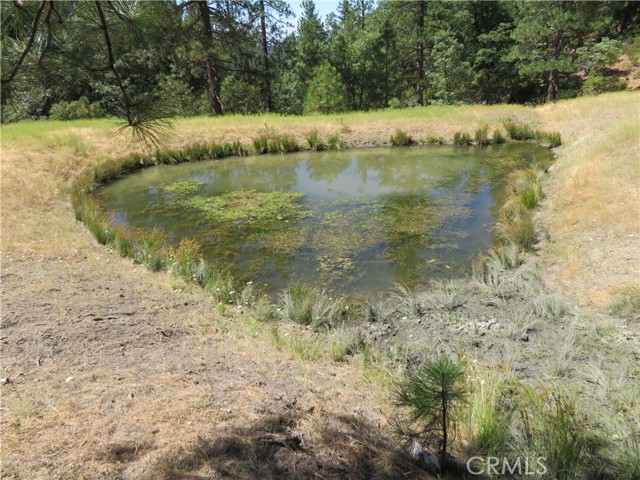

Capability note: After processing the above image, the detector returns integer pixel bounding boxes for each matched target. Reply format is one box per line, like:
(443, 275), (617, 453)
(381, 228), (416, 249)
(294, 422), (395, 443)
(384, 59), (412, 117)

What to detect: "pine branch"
(1, 0), (46, 85)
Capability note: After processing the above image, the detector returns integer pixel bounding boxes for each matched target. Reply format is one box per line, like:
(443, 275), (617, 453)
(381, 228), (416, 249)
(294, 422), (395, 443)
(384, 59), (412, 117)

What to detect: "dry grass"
(536, 92), (640, 309)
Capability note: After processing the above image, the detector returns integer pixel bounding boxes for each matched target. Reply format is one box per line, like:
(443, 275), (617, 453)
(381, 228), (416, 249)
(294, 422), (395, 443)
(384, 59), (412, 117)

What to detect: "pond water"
(96, 144), (552, 293)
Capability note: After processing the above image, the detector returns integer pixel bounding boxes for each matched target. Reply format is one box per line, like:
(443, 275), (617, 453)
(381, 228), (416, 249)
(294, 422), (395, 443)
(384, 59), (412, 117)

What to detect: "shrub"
(492, 129), (506, 144)
(49, 96), (105, 121)
(390, 129), (414, 146)
(327, 134), (346, 151)
(453, 131), (473, 145)
(474, 124), (491, 146)
(306, 129), (326, 151)
(387, 97), (403, 109)
(503, 120), (535, 140)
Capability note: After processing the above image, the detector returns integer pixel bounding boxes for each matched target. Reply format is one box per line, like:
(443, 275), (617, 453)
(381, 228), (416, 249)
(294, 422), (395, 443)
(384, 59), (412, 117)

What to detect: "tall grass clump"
(492, 129), (506, 144)
(390, 129), (414, 146)
(513, 390), (592, 480)
(474, 124), (491, 146)
(463, 364), (515, 457)
(327, 134), (346, 151)
(422, 279), (467, 311)
(134, 228), (170, 271)
(389, 283), (423, 318)
(506, 168), (544, 209)
(535, 130), (562, 148)
(253, 129), (299, 154)
(496, 213), (537, 251)
(306, 129), (326, 151)
(503, 120), (535, 140)
(453, 131), (473, 145)
(279, 282), (345, 328)
(424, 136), (445, 145)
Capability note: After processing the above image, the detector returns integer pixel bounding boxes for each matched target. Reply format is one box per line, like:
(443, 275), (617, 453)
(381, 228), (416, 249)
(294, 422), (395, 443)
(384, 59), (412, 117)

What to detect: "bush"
(453, 131), (473, 145)
(387, 97), (403, 109)
(503, 121), (535, 140)
(390, 129), (414, 146)
(49, 96), (105, 121)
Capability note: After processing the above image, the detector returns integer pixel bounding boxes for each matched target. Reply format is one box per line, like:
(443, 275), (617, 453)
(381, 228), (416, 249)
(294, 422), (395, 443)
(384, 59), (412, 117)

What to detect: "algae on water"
(179, 189), (312, 224)
(159, 180), (204, 196)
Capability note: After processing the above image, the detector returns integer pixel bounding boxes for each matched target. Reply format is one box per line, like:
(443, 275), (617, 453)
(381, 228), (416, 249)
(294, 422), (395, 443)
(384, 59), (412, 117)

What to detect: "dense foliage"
(1, 0), (638, 122)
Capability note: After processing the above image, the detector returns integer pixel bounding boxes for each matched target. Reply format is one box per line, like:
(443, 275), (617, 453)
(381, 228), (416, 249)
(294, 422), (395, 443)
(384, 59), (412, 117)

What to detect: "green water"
(96, 144), (552, 293)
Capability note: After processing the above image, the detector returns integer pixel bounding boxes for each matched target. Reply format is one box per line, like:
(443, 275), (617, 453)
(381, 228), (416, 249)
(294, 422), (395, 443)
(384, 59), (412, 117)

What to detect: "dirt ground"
(1, 201), (429, 479)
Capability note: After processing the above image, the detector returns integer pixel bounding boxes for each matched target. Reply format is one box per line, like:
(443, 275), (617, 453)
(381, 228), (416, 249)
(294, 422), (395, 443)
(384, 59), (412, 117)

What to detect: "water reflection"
(96, 145), (552, 293)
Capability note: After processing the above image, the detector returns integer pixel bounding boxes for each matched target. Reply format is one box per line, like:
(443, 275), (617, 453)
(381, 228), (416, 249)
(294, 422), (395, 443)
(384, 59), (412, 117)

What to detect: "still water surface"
(97, 144), (552, 293)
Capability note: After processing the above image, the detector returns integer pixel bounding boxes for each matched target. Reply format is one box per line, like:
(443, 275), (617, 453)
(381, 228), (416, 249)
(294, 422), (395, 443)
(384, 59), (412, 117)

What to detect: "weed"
(113, 227), (135, 257)
(503, 120), (535, 140)
(311, 290), (346, 329)
(531, 292), (568, 321)
(283, 332), (322, 361)
(327, 134), (346, 151)
(496, 213), (537, 251)
(208, 275), (235, 304)
(306, 129), (326, 151)
(453, 131), (473, 145)
(171, 239), (203, 282)
(253, 134), (269, 154)
(390, 129), (414, 146)
(474, 124), (491, 146)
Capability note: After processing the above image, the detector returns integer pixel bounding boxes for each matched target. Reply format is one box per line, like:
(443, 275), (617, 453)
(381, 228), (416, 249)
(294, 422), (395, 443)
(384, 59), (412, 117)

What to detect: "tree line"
(1, 0), (638, 123)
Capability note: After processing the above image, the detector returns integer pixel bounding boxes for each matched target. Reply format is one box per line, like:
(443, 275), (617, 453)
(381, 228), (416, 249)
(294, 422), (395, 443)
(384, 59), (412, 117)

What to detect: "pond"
(96, 144), (553, 293)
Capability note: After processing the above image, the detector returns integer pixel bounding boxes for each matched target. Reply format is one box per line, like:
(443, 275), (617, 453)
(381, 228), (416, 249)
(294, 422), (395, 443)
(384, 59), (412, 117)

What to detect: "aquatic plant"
(178, 190), (311, 224)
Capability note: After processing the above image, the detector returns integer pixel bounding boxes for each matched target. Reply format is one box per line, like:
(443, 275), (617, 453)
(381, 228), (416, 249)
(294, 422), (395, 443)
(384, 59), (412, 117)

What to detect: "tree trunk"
(197, 0), (223, 115)
(416, 1), (425, 106)
(547, 28), (564, 102)
(440, 372), (448, 474)
(259, 0), (272, 111)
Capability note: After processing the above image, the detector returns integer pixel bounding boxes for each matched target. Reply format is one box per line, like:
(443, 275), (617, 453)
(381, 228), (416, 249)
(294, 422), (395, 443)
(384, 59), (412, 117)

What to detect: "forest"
(1, 0), (639, 124)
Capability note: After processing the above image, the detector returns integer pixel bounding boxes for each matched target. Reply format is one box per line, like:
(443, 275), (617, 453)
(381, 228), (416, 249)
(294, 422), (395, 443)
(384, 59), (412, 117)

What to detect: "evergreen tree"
(303, 61), (347, 114)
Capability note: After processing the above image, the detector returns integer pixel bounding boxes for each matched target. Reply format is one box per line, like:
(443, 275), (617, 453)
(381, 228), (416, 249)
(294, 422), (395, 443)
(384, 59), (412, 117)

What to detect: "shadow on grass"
(141, 410), (432, 480)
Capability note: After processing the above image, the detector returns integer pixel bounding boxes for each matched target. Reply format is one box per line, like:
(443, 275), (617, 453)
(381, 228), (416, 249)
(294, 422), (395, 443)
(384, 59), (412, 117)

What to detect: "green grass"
(475, 124), (491, 146)
(327, 134), (346, 150)
(306, 129), (326, 151)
